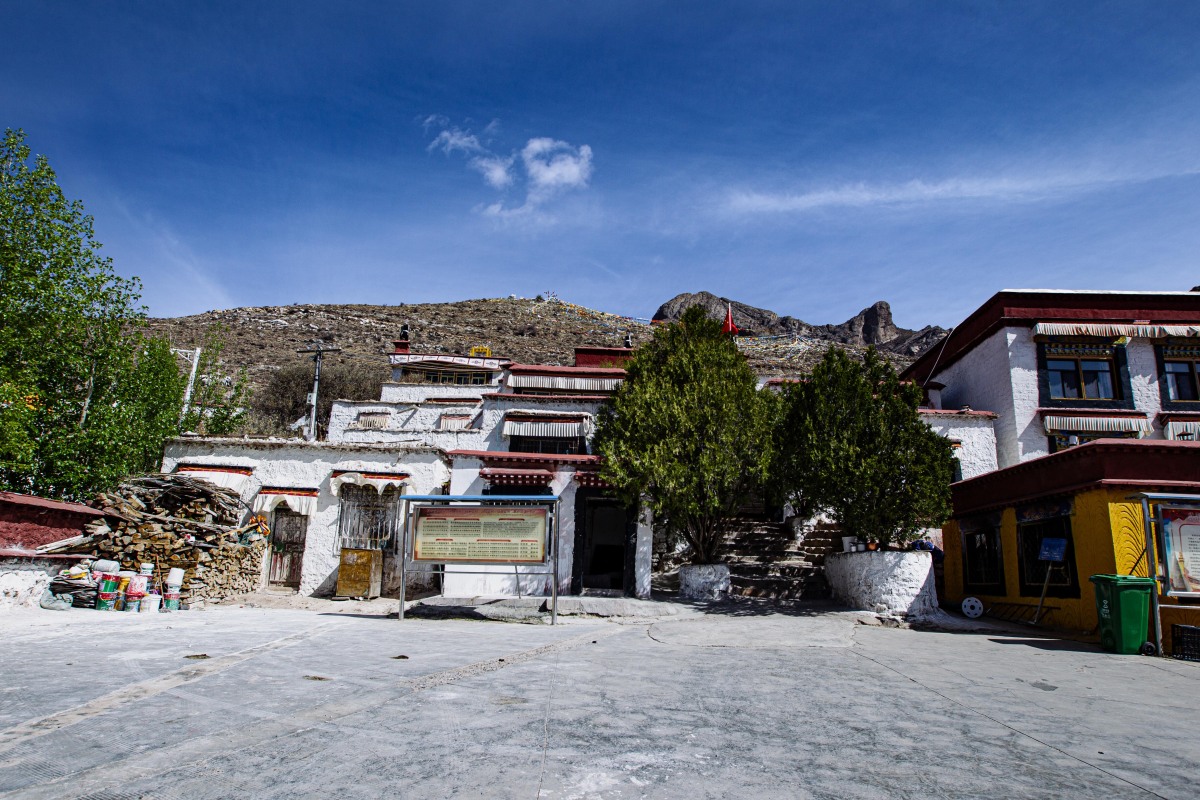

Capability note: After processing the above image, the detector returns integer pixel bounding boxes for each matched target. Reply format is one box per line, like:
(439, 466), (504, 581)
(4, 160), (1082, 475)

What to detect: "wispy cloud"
(424, 118), (594, 221)
(723, 167), (1200, 215)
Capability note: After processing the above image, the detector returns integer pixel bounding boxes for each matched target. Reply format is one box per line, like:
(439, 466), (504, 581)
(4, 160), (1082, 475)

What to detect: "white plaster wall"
(920, 414), (999, 480)
(475, 398), (601, 452)
(825, 551), (938, 619)
(162, 440), (449, 596)
(377, 382), (491, 404)
(1126, 339), (1165, 438)
(1004, 327), (1048, 464)
(934, 328), (1024, 467)
(634, 507), (652, 600)
(0, 559), (60, 609)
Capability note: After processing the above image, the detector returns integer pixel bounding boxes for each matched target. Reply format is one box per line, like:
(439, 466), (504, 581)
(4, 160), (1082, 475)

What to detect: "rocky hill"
(146, 294), (945, 398)
(652, 291), (946, 356)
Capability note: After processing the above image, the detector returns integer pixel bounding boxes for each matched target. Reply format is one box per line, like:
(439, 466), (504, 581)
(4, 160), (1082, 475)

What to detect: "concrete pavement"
(0, 603), (1195, 799)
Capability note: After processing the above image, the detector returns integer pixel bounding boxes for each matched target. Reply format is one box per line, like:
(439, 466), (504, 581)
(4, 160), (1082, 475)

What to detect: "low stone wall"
(825, 551), (937, 619)
(0, 550), (75, 610)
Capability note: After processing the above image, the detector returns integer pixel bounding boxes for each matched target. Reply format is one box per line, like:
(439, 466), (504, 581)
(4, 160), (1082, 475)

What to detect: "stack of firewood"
(39, 474), (266, 604)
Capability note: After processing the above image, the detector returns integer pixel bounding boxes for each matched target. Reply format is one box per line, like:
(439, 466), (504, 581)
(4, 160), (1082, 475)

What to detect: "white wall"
(1127, 340), (1165, 438)
(935, 328), (1023, 467)
(162, 439), (449, 596)
(919, 413), (999, 480)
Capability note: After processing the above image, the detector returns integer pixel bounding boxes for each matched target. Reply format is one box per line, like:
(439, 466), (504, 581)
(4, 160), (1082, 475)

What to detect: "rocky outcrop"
(652, 292), (946, 356)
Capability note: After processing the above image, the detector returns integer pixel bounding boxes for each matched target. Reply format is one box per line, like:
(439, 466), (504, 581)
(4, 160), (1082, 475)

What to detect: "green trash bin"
(1089, 575), (1156, 654)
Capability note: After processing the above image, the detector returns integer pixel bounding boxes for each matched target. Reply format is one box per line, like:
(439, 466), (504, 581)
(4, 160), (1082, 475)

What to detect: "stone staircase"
(721, 516), (840, 600)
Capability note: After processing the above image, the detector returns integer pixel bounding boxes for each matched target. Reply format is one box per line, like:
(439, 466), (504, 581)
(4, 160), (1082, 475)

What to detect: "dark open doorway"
(572, 489), (637, 595)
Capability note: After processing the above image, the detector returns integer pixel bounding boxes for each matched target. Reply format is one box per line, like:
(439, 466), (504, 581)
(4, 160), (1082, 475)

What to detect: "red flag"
(721, 303), (739, 336)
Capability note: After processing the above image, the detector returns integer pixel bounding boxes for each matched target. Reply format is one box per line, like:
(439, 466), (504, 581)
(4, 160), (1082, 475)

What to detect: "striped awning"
(1166, 420), (1200, 441)
(437, 414), (473, 431)
(329, 471), (409, 496)
(507, 374), (622, 392)
(1042, 415), (1152, 436)
(253, 487), (319, 516)
(480, 467), (555, 486)
(502, 414), (592, 438)
(174, 464), (255, 496)
(1033, 322), (1200, 338)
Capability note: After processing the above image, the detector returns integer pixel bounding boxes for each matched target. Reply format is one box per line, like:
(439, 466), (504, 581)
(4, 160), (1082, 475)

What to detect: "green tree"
(0, 128), (183, 499)
(593, 306), (773, 564)
(179, 326), (250, 436)
(774, 346), (954, 546)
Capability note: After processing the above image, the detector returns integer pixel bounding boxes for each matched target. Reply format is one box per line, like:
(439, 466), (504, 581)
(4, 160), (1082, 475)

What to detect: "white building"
(162, 339), (653, 600)
(902, 290), (1200, 469)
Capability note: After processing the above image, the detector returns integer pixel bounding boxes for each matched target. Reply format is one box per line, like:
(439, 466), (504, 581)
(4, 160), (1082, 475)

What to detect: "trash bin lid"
(1089, 574), (1157, 586)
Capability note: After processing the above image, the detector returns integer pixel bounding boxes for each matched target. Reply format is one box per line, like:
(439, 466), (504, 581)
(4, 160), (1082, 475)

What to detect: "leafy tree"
(594, 306), (773, 564)
(250, 358), (386, 437)
(178, 326), (250, 436)
(774, 346), (954, 546)
(0, 128), (183, 499)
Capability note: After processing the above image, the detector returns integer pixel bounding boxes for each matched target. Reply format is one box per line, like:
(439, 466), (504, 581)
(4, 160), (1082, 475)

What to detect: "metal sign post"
(396, 495), (560, 624)
(1031, 537), (1068, 625)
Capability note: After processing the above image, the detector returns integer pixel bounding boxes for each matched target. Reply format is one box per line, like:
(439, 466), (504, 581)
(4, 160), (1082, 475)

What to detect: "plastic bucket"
(99, 574), (119, 593)
(139, 563), (154, 576)
(140, 594), (162, 613)
(123, 594), (143, 612)
(93, 559), (120, 575)
(163, 591), (181, 611)
(167, 568), (185, 586)
(96, 591), (118, 611)
(127, 574), (149, 595)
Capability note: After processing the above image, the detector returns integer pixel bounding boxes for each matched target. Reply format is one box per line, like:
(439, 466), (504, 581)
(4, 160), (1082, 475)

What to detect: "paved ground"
(0, 602), (1196, 800)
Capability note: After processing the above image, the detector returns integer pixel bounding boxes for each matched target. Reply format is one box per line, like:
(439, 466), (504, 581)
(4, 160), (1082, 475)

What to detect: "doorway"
(572, 490), (636, 595)
(268, 508), (308, 588)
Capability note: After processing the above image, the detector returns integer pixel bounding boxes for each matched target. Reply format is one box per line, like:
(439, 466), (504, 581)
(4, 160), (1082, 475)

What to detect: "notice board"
(413, 505), (548, 564)
(1162, 506), (1200, 597)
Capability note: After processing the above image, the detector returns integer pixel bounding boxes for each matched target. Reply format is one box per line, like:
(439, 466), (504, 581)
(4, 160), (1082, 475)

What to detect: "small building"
(942, 439), (1200, 653)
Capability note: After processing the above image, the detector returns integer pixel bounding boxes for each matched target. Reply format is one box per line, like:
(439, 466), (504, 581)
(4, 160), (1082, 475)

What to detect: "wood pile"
(39, 474), (266, 604)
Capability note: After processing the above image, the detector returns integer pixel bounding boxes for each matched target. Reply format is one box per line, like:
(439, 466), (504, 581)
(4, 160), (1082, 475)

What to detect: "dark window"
(961, 520), (1004, 595)
(1048, 430), (1137, 453)
(1164, 361), (1200, 402)
(509, 435), (587, 455)
(482, 484), (552, 496)
(336, 485), (402, 551)
(1046, 358), (1117, 400)
(1016, 516), (1079, 598)
(417, 369), (489, 385)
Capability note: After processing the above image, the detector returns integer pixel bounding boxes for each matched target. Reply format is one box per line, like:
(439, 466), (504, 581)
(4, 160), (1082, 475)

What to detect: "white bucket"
(127, 574), (149, 595)
(166, 568), (185, 587)
(93, 559), (120, 574)
(140, 594), (162, 613)
(139, 563), (154, 575)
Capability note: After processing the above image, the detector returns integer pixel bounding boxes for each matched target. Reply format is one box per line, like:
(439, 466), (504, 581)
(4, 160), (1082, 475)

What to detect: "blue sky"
(4, 2), (1199, 328)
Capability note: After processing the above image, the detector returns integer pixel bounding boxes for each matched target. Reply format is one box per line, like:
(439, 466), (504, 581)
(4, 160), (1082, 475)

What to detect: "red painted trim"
(449, 449), (601, 466)
(423, 397), (483, 404)
(952, 439), (1200, 515)
(482, 393), (611, 403)
(258, 486), (320, 497)
(1158, 411), (1200, 422)
(177, 464), (255, 475)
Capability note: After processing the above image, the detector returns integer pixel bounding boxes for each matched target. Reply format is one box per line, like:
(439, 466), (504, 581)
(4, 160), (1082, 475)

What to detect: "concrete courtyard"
(0, 602), (1195, 800)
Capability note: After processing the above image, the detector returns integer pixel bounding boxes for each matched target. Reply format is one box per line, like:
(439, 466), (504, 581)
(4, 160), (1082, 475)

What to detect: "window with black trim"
(960, 516), (1004, 595)
(1160, 343), (1200, 404)
(509, 435), (587, 455)
(1016, 516), (1079, 598)
(1048, 430), (1137, 453)
(1038, 339), (1133, 410)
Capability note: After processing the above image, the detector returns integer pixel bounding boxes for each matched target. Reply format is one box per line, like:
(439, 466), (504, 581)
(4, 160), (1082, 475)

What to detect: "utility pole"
(297, 342), (340, 442)
(172, 347), (203, 426)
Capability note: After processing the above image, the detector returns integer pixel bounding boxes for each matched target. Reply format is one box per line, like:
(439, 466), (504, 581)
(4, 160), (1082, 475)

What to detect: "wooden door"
(269, 509), (308, 587)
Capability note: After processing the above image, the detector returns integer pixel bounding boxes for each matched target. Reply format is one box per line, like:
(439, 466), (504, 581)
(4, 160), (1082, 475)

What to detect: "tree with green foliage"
(178, 326), (250, 436)
(593, 306), (774, 564)
(249, 358), (386, 437)
(773, 346), (954, 547)
(0, 128), (184, 499)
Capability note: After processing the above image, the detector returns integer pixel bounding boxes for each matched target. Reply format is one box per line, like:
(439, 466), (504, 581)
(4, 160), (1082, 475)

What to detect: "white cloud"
(723, 167), (1200, 215)
(469, 155), (515, 189)
(427, 127), (484, 156)
(423, 118), (595, 219)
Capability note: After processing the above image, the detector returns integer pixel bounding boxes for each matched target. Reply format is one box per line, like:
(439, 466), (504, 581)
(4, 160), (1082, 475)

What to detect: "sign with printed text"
(1038, 537), (1068, 563)
(412, 506), (548, 564)
(1162, 506), (1200, 598)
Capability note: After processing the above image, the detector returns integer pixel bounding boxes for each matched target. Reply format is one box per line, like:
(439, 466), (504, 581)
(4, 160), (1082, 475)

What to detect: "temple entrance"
(573, 490), (637, 595)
